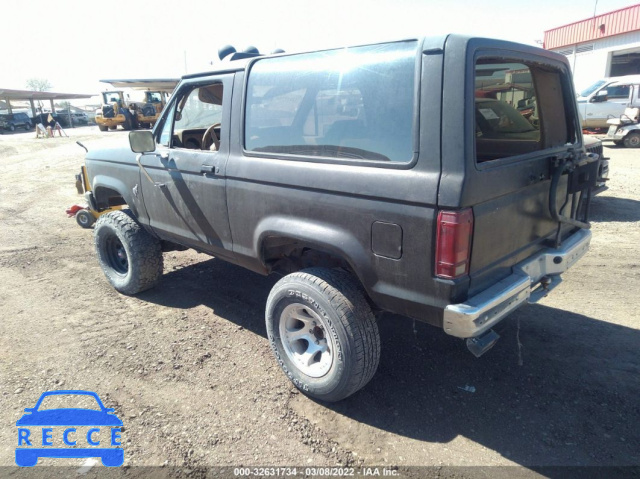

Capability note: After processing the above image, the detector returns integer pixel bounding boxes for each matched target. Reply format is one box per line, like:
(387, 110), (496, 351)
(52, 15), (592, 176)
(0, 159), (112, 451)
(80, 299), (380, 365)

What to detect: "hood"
(86, 141), (136, 164)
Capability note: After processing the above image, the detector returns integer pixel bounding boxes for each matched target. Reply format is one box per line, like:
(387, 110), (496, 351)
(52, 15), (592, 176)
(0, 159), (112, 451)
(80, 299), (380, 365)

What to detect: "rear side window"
(475, 58), (576, 163)
(244, 41), (417, 163)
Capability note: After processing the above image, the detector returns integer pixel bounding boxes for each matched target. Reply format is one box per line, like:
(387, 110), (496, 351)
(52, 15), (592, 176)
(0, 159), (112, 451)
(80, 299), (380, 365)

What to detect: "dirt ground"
(0, 126), (638, 477)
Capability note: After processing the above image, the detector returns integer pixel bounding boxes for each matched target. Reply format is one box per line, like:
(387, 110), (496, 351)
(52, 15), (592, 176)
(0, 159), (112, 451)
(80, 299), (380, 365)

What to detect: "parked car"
(0, 113), (32, 132)
(576, 74), (640, 128)
(33, 112), (72, 128)
(82, 35), (598, 402)
(56, 110), (89, 125)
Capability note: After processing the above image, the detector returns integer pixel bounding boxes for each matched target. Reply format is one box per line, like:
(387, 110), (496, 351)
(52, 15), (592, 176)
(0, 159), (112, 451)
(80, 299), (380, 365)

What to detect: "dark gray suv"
(82, 35), (599, 402)
(0, 113), (32, 132)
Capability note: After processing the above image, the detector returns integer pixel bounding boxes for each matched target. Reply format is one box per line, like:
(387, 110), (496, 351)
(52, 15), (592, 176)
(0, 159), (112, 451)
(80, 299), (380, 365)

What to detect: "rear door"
(440, 37), (586, 296)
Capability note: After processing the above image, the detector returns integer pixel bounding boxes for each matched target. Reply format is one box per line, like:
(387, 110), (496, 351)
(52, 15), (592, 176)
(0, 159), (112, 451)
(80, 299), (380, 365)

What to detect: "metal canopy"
(0, 88), (93, 101)
(100, 78), (179, 92)
(0, 88), (94, 117)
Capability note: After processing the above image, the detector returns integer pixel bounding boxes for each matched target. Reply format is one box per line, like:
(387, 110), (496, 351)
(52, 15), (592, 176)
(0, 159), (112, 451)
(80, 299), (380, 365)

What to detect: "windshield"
(103, 92), (122, 103)
(475, 99), (537, 136)
(579, 80), (607, 98)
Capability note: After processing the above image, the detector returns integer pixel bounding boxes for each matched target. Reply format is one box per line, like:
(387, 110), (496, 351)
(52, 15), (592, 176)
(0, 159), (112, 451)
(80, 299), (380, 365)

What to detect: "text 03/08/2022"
(233, 467), (400, 476)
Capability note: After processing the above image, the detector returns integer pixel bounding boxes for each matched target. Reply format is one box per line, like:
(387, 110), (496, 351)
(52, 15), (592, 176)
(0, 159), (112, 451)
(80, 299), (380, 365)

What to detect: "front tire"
(266, 268), (380, 402)
(94, 210), (163, 294)
(98, 124), (108, 132)
(623, 131), (640, 148)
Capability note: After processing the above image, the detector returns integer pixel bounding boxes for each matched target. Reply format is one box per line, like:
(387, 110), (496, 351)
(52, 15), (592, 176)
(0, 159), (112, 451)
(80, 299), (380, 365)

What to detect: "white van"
(577, 74), (640, 128)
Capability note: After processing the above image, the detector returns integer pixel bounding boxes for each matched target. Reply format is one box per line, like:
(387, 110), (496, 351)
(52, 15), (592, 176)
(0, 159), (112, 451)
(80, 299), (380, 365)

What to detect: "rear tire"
(9, 124), (15, 132)
(24, 122), (32, 130)
(98, 125), (108, 132)
(623, 132), (640, 148)
(266, 268), (380, 402)
(94, 210), (163, 294)
(613, 140), (624, 146)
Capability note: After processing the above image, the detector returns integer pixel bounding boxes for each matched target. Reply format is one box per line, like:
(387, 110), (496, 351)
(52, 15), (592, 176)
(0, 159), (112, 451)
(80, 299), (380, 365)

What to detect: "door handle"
(201, 165), (218, 175)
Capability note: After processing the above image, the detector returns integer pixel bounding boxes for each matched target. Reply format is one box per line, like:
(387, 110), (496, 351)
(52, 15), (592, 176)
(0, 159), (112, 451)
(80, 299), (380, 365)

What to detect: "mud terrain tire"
(94, 210), (163, 294)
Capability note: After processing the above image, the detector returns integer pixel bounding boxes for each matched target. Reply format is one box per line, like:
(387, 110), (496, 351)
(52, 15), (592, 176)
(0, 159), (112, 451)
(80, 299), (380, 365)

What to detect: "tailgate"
(438, 42), (597, 297)
(468, 153), (593, 296)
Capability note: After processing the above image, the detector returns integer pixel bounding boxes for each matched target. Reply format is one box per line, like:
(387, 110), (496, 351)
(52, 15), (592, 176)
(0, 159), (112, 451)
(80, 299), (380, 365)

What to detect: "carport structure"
(0, 88), (93, 118)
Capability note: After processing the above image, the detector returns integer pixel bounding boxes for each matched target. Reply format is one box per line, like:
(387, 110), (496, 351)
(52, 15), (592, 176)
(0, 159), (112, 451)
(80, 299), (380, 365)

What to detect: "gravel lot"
(0, 127), (638, 477)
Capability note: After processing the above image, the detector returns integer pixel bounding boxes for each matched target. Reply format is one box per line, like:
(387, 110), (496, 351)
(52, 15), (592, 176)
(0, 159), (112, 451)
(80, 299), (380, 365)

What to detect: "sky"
(2, 0), (638, 104)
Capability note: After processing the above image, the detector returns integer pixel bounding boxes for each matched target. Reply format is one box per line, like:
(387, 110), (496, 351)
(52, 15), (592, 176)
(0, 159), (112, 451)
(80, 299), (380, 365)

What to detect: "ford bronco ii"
(82, 35), (598, 401)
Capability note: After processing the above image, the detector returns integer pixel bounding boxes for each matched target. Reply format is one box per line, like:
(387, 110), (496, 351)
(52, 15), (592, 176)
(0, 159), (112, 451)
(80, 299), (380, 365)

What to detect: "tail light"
(435, 208), (473, 279)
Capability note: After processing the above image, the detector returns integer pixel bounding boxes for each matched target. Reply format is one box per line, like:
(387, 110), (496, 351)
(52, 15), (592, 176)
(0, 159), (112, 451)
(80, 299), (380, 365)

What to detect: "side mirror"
(129, 130), (156, 153)
(591, 90), (608, 103)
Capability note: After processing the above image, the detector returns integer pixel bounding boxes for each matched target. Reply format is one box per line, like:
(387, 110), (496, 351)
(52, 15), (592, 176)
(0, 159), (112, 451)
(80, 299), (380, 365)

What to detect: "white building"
(544, 4), (640, 91)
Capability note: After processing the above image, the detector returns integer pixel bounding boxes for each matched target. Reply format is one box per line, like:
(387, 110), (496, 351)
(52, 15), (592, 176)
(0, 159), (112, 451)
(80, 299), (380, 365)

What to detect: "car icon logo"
(16, 390), (123, 467)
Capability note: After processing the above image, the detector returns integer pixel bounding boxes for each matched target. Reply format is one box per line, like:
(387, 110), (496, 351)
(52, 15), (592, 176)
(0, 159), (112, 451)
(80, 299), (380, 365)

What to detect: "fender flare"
(91, 174), (138, 216)
(254, 215), (377, 291)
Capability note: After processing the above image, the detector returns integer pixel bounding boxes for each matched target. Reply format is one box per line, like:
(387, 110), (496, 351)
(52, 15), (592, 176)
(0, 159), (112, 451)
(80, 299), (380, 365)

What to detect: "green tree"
(26, 78), (52, 112)
(26, 78), (52, 92)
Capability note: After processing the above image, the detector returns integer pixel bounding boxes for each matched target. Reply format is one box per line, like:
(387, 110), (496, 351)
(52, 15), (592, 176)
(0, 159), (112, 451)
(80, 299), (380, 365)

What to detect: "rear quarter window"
(244, 41), (418, 164)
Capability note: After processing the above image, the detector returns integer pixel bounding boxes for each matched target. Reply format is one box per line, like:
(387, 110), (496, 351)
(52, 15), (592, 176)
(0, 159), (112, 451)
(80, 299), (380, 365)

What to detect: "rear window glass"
(245, 41), (417, 163)
(475, 58), (574, 163)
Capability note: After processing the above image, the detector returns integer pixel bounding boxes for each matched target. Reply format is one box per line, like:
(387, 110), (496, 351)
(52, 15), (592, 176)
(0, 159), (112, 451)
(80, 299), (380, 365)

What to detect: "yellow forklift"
(96, 79), (178, 132)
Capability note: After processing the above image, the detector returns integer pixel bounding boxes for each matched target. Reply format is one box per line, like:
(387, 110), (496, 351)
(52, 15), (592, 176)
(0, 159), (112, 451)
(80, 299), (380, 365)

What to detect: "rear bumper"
(443, 229), (591, 338)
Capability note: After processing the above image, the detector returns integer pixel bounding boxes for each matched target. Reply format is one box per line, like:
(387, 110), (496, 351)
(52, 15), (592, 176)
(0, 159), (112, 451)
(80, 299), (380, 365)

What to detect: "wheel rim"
(105, 235), (128, 275)
(78, 213), (90, 226)
(279, 304), (335, 378)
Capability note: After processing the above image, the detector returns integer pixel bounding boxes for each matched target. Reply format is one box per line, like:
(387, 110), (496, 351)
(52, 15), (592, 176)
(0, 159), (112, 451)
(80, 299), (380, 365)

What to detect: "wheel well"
(262, 237), (381, 315)
(262, 237), (352, 276)
(94, 187), (127, 210)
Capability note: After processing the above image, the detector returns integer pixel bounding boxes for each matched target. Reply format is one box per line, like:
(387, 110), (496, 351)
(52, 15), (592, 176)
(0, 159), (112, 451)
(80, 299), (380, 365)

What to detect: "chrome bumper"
(443, 229), (591, 338)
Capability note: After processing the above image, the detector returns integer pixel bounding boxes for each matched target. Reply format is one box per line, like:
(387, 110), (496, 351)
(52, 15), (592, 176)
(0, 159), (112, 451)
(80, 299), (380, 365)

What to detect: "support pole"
(7, 99), (13, 114)
(29, 99), (36, 119)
